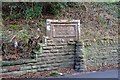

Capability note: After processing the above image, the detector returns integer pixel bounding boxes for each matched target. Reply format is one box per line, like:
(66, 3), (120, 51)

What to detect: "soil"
(1, 68), (77, 78)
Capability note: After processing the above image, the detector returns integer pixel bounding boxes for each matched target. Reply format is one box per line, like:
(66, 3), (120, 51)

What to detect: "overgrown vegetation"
(25, 3), (43, 20)
(117, 2), (120, 19)
(1, 2), (119, 61)
(2, 2), (71, 20)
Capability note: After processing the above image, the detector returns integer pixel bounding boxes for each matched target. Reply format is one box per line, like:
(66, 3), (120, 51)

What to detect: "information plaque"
(46, 20), (80, 43)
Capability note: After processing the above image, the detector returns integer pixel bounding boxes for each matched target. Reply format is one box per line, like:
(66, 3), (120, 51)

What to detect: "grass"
(49, 72), (62, 77)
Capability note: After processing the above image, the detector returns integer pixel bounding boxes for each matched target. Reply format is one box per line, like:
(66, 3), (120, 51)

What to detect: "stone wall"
(1, 38), (119, 76)
(1, 38), (77, 76)
(81, 38), (119, 71)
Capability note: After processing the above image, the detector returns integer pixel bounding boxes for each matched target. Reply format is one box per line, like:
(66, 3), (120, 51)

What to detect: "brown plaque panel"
(46, 20), (80, 44)
(52, 25), (76, 38)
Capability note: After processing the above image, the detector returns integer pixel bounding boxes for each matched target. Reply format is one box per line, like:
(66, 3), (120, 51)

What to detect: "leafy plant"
(25, 3), (43, 20)
(2, 2), (70, 20)
(49, 72), (62, 77)
(11, 24), (20, 30)
(117, 9), (120, 19)
(17, 31), (29, 43)
(24, 24), (30, 29)
(38, 19), (46, 27)
(48, 2), (67, 15)
(96, 39), (101, 45)
(2, 2), (27, 20)
(0, 31), (7, 39)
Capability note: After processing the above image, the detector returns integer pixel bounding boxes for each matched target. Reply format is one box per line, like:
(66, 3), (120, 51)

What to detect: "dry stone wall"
(82, 39), (119, 71)
(1, 38), (119, 76)
(37, 38), (76, 71)
(1, 38), (77, 76)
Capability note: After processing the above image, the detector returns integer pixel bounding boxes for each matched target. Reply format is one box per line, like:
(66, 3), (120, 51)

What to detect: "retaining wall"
(1, 38), (119, 76)
(1, 38), (77, 76)
(82, 39), (119, 71)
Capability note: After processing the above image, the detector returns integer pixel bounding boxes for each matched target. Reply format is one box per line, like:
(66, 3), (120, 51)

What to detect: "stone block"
(1, 69), (7, 73)
(50, 49), (59, 53)
(43, 50), (50, 53)
(47, 43), (56, 46)
(43, 46), (52, 50)
(54, 46), (64, 49)
(2, 70), (27, 76)
(21, 66), (32, 70)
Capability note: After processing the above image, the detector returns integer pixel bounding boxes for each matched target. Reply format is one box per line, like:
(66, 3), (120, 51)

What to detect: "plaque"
(52, 25), (76, 38)
(46, 20), (80, 43)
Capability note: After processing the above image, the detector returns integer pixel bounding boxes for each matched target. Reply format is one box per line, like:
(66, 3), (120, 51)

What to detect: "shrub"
(2, 2), (68, 20)
(48, 2), (67, 15)
(25, 3), (43, 20)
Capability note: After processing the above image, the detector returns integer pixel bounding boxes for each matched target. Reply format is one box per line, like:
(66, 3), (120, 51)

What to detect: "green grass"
(49, 72), (61, 77)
